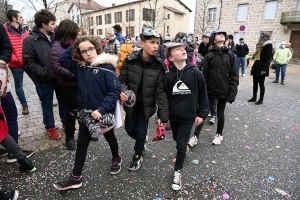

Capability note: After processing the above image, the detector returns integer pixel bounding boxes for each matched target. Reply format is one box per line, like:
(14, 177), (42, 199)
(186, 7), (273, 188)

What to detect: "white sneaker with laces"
(242, 74), (246, 77)
(172, 170), (182, 190)
(209, 117), (216, 124)
(212, 134), (223, 145)
(188, 136), (198, 147)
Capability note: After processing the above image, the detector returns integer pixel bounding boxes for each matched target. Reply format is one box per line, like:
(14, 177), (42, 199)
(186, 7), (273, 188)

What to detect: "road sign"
(239, 25), (246, 32)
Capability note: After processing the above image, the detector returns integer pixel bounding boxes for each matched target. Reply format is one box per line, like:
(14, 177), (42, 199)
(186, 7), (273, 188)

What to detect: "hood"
(169, 61), (195, 72)
(280, 41), (286, 45)
(91, 53), (118, 68)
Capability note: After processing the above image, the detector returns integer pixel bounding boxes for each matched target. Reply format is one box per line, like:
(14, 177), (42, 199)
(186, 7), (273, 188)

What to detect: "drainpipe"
(218, 0), (222, 29)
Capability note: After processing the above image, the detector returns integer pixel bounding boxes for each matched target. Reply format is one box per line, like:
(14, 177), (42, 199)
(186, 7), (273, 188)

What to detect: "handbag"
(0, 64), (8, 98)
(270, 62), (277, 69)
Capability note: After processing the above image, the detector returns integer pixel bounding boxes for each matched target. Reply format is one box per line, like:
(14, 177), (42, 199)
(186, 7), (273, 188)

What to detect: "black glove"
(260, 71), (266, 75)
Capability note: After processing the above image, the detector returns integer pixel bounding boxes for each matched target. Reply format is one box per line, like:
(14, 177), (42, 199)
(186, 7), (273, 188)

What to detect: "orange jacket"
(116, 43), (135, 74)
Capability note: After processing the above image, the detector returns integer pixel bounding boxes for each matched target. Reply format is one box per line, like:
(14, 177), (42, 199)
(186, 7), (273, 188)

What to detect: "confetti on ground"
(294, 126), (299, 130)
(235, 118), (239, 120)
(205, 128), (211, 131)
(268, 176), (275, 181)
(223, 193), (230, 199)
(244, 133), (249, 137)
(275, 188), (290, 197)
(212, 161), (217, 164)
(192, 160), (199, 165)
(275, 146), (280, 149)
(152, 154), (157, 158)
(172, 158), (176, 163)
(285, 136), (290, 139)
(245, 146), (251, 149)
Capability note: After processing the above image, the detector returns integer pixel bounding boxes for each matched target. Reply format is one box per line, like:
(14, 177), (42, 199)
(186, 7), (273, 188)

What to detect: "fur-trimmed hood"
(91, 53), (118, 68)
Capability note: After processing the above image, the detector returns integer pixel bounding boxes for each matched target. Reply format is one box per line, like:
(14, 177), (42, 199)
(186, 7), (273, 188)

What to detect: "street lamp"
(163, 17), (167, 39)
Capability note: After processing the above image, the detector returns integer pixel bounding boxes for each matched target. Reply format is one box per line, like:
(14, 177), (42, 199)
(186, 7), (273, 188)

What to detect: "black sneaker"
(209, 117), (216, 124)
(172, 170), (182, 191)
(66, 139), (76, 150)
(53, 175), (83, 191)
(0, 190), (19, 200)
(17, 157), (36, 173)
(110, 155), (122, 175)
(128, 155), (143, 172)
(7, 150), (34, 163)
(0, 149), (8, 158)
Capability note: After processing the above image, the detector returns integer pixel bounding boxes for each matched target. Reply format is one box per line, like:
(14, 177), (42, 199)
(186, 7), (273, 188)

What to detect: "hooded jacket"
(119, 49), (169, 122)
(50, 40), (77, 86)
(202, 46), (239, 103)
(0, 23), (12, 64)
(163, 62), (208, 123)
(273, 42), (292, 65)
(59, 46), (120, 115)
(4, 22), (29, 68)
(23, 26), (56, 84)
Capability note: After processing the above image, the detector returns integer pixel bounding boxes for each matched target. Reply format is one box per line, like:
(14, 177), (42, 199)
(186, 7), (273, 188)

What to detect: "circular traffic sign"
(239, 25), (246, 31)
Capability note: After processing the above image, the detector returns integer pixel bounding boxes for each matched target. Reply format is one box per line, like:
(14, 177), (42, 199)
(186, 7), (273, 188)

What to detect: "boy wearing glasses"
(119, 25), (169, 171)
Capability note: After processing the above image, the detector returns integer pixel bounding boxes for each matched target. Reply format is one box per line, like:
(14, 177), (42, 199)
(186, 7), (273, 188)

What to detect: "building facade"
(194, 0), (300, 59)
(0, 0), (12, 24)
(81, 0), (192, 39)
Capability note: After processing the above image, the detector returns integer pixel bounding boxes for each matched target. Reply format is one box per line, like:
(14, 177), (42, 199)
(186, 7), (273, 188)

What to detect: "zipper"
(84, 68), (89, 109)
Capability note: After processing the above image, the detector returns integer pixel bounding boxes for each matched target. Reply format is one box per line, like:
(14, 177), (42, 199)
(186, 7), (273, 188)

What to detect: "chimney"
(112, 3), (115, 6)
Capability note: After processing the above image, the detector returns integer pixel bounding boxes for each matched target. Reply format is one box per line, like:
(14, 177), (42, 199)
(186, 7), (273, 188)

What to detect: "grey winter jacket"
(104, 37), (121, 55)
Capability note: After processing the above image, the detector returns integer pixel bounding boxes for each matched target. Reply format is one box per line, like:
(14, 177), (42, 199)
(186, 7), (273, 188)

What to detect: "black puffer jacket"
(202, 46), (239, 103)
(119, 50), (169, 122)
(23, 26), (56, 84)
(0, 23), (12, 63)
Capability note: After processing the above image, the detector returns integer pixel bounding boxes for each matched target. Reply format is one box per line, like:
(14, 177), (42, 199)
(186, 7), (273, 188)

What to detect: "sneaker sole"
(0, 153), (8, 158)
(110, 165), (122, 175)
(53, 182), (82, 191)
(48, 134), (61, 140)
(6, 152), (34, 163)
(128, 158), (143, 172)
(13, 190), (19, 200)
(172, 184), (182, 191)
(209, 120), (215, 124)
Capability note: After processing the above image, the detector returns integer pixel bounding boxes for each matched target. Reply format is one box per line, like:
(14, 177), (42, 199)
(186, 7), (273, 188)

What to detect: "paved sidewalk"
(0, 63), (299, 199)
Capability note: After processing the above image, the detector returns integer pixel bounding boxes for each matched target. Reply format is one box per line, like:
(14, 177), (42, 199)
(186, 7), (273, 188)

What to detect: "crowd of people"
(0, 7), (294, 199)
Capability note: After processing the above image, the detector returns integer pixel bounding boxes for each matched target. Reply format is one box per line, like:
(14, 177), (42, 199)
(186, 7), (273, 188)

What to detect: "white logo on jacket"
(93, 69), (99, 74)
(172, 80), (191, 95)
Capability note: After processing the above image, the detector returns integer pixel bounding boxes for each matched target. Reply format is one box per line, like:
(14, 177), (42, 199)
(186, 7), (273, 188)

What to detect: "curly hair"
(34, 9), (56, 28)
(72, 35), (102, 62)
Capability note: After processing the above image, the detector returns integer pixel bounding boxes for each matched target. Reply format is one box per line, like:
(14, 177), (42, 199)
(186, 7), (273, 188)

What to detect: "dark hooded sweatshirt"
(163, 62), (209, 123)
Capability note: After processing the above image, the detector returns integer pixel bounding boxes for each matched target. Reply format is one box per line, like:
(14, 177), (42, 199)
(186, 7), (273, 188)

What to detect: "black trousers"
(72, 123), (119, 176)
(252, 76), (266, 101)
(170, 121), (193, 171)
(216, 98), (227, 135)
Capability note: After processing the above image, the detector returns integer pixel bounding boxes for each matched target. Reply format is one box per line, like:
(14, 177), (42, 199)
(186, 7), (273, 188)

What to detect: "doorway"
(290, 31), (300, 58)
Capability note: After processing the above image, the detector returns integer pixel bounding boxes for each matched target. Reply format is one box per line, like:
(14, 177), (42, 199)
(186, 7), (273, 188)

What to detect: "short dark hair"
(239, 38), (244, 41)
(72, 35), (102, 62)
(34, 9), (56, 28)
(6, 10), (20, 22)
(54, 19), (79, 48)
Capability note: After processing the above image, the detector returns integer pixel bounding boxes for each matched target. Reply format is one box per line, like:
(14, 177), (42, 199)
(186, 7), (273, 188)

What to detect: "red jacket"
(4, 23), (29, 68)
(0, 106), (8, 142)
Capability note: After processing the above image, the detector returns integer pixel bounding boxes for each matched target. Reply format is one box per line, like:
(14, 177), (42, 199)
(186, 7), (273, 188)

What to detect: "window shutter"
(237, 4), (248, 21)
(264, 1), (277, 19)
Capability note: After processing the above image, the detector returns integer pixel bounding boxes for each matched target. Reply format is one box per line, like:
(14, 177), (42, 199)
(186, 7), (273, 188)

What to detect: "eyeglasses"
(80, 47), (96, 55)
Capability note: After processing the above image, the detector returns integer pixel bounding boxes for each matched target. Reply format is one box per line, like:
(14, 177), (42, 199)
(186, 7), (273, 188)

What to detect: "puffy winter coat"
(50, 40), (77, 86)
(3, 23), (29, 68)
(104, 37), (121, 55)
(0, 23), (12, 64)
(116, 43), (135, 74)
(273, 42), (292, 65)
(119, 50), (169, 122)
(202, 46), (239, 103)
(23, 26), (56, 84)
(59, 46), (120, 115)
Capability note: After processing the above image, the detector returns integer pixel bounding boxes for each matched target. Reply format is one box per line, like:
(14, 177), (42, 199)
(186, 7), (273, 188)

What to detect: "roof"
(68, 1), (106, 13)
(163, 6), (185, 15)
(177, 0), (192, 12)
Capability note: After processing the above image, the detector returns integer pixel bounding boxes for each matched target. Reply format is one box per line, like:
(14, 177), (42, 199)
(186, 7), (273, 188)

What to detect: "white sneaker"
(242, 74), (246, 77)
(209, 117), (216, 124)
(188, 136), (198, 147)
(172, 170), (182, 190)
(212, 134), (223, 145)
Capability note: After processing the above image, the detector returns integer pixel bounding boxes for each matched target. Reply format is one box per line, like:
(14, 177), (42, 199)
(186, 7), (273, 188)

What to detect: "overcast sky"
(15, 0), (196, 32)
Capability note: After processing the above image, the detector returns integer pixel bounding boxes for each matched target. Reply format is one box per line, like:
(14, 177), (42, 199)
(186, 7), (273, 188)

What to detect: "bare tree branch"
(194, 0), (213, 35)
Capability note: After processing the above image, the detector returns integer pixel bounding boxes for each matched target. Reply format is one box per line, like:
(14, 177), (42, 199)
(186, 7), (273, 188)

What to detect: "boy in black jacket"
(163, 43), (208, 190)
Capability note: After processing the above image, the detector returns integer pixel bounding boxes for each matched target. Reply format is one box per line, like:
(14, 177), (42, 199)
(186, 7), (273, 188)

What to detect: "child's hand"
(120, 92), (128, 101)
(194, 117), (203, 126)
(91, 110), (102, 120)
(157, 119), (167, 127)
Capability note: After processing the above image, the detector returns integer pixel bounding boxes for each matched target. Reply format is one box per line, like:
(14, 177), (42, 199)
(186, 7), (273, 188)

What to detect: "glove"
(260, 71), (266, 75)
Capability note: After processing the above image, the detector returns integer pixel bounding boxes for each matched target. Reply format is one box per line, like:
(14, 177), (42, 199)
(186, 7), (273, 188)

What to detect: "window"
(126, 26), (135, 38)
(126, 9), (135, 22)
(167, 14), (170, 19)
(297, 0), (300, 11)
(72, 15), (74, 21)
(143, 8), (154, 21)
(264, 1), (277, 19)
(105, 14), (112, 24)
(115, 11), (122, 23)
(237, 4), (248, 21)
(208, 8), (216, 22)
(90, 17), (94, 26)
(89, 29), (94, 35)
(97, 29), (103, 35)
(77, 15), (80, 24)
(96, 15), (102, 25)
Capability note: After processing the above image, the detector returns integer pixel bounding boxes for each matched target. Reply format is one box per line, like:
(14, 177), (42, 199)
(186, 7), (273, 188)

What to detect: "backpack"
(116, 44), (135, 74)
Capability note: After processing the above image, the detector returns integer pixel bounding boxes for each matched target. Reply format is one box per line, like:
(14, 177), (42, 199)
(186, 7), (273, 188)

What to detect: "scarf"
(253, 40), (272, 61)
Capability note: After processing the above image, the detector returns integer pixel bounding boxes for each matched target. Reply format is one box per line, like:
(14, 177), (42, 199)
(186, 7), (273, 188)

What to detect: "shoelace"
(173, 171), (181, 184)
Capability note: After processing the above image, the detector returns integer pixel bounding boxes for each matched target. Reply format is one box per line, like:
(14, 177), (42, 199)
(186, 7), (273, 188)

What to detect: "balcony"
(280, 11), (300, 25)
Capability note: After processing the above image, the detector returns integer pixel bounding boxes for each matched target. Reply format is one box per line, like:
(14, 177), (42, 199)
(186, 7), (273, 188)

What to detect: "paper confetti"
(285, 136), (290, 139)
(223, 193), (230, 199)
(172, 158), (176, 163)
(245, 145), (251, 149)
(275, 188), (289, 196)
(268, 176), (275, 181)
(192, 160), (199, 165)
(212, 161), (217, 164)
(235, 118), (239, 120)
(275, 146), (280, 149)
(294, 126), (300, 130)
(152, 154), (157, 158)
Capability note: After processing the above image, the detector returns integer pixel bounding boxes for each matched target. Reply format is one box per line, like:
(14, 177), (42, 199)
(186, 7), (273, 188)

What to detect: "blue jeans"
(237, 57), (246, 75)
(1, 92), (18, 144)
(124, 107), (149, 156)
(38, 84), (66, 129)
(10, 68), (42, 106)
(276, 64), (287, 81)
